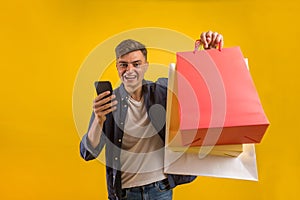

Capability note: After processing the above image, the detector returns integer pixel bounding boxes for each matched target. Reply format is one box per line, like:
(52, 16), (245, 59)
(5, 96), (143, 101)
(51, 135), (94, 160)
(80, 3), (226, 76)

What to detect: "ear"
(115, 59), (119, 68)
(143, 62), (149, 72)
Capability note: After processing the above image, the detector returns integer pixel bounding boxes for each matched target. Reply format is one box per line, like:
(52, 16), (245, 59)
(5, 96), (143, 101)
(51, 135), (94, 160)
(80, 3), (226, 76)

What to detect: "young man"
(80, 31), (224, 200)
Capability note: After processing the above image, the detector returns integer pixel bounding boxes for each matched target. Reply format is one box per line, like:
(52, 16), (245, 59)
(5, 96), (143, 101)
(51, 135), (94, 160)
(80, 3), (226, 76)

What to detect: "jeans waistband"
(122, 178), (169, 192)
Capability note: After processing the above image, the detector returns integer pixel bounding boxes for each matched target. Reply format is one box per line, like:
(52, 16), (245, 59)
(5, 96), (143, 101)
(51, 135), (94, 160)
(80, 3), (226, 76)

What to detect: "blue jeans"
(121, 179), (173, 200)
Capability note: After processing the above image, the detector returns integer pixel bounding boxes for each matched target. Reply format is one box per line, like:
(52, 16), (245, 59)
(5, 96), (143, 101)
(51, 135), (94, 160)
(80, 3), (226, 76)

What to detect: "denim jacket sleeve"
(79, 112), (106, 161)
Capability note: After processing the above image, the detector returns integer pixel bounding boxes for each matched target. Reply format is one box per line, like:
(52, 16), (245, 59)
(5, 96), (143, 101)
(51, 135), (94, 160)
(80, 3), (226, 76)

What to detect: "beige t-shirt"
(120, 96), (167, 189)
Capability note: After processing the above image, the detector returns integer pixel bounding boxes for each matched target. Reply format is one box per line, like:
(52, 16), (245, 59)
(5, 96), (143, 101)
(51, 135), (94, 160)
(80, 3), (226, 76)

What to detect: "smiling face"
(116, 50), (148, 94)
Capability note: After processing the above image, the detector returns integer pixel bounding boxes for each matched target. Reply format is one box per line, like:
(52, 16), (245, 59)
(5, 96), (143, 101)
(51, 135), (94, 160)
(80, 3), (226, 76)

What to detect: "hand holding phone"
(93, 81), (116, 124)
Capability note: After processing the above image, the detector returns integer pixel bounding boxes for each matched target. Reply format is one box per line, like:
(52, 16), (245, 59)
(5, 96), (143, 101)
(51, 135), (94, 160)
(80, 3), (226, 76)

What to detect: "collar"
(118, 80), (149, 101)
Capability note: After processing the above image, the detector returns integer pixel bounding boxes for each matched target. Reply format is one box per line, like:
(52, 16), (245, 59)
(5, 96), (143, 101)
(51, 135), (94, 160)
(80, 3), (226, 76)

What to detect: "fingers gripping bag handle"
(193, 39), (222, 54)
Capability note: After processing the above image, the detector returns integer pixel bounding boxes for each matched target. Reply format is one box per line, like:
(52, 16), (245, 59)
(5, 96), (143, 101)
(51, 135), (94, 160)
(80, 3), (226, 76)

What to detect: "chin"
(124, 82), (138, 88)
(123, 79), (141, 90)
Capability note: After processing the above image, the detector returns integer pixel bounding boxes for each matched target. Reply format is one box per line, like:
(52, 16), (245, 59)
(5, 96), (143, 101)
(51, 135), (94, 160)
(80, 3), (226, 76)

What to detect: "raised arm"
(80, 91), (117, 160)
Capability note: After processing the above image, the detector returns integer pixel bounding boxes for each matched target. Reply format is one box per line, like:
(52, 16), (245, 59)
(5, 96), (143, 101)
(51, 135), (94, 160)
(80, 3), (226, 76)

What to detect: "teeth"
(124, 75), (137, 79)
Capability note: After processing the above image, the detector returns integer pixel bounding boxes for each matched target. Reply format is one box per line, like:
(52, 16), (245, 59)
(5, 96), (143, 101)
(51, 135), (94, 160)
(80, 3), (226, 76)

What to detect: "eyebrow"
(117, 59), (142, 63)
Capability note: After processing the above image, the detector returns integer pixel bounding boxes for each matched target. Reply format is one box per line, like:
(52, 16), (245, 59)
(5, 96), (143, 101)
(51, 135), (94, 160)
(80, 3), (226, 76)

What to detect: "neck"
(124, 84), (143, 101)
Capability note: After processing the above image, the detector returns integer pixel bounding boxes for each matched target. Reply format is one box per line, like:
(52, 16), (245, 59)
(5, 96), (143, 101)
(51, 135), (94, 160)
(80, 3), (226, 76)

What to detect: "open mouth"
(124, 74), (137, 80)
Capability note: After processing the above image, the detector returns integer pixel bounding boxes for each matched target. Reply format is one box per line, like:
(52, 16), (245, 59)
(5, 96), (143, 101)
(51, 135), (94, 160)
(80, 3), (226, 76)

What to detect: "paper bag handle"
(193, 39), (222, 53)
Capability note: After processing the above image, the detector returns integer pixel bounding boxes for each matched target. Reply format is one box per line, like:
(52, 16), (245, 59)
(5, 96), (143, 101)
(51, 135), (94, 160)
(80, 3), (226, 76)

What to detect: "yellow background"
(1, 0), (299, 199)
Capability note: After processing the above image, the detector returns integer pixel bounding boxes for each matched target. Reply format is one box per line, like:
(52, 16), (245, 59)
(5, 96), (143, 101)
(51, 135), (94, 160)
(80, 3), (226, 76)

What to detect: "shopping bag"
(166, 63), (242, 158)
(174, 47), (269, 147)
(164, 60), (259, 180)
(164, 143), (259, 181)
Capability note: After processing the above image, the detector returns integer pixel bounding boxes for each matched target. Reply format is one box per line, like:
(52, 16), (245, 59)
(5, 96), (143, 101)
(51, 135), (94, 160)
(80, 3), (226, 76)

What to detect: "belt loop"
(154, 180), (158, 188)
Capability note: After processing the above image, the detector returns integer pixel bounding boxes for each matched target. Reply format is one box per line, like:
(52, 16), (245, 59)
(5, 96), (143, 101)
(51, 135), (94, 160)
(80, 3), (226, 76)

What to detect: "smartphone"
(94, 81), (113, 108)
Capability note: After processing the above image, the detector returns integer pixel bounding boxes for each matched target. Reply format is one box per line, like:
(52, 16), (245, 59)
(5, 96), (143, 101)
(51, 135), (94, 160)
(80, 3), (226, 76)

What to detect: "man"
(80, 31), (224, 200)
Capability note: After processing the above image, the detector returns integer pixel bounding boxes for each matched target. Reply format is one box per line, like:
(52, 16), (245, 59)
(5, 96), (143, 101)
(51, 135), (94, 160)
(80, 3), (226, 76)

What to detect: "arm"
(79, 91), (117, 161)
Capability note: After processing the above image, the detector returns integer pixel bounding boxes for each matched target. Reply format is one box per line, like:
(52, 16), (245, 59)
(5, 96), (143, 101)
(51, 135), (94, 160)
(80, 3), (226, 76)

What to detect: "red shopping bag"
(175, 47), (269, 146)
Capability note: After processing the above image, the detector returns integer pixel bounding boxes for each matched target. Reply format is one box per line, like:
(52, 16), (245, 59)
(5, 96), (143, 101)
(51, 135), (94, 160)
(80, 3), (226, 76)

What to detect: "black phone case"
(94, 81), (113, 95)
(94, 81), (113, 109)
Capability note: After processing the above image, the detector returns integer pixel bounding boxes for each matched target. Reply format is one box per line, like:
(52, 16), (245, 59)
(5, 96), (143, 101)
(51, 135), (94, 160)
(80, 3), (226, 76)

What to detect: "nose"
(126, 63), (135, 71)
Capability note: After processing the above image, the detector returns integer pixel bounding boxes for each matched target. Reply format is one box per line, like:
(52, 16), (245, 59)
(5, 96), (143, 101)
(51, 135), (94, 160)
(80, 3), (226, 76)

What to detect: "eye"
(133, 62), (140, 68)
(119, 63), (128, 68)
